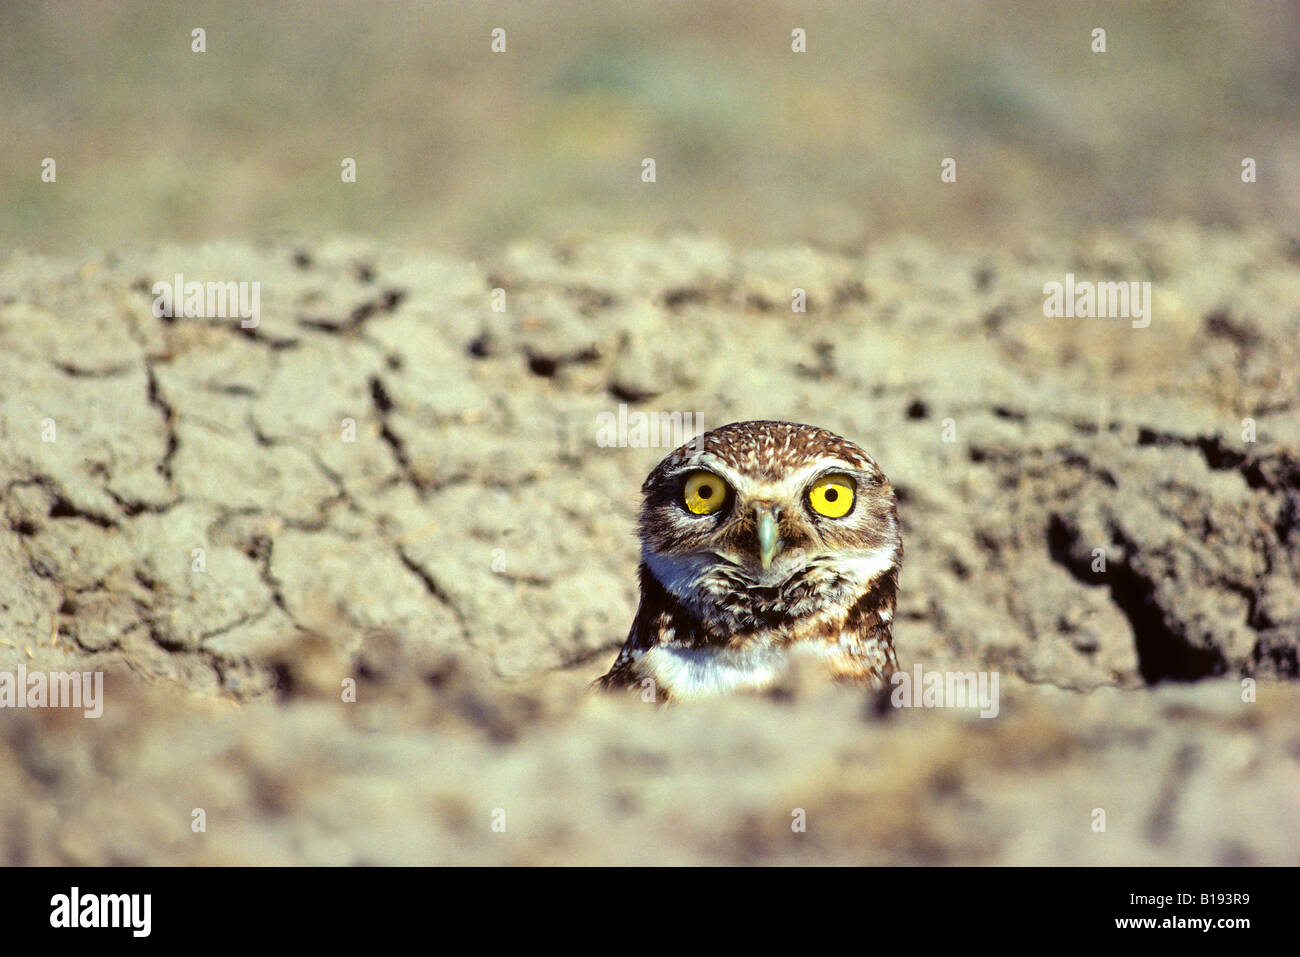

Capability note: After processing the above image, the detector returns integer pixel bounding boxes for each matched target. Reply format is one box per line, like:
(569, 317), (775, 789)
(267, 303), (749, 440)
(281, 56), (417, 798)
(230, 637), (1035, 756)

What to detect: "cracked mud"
(1, 227), (1298, 863)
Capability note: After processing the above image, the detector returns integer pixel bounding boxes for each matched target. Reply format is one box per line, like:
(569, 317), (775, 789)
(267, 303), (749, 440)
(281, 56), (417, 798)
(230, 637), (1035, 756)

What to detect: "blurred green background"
(2, 0), (1296, 254)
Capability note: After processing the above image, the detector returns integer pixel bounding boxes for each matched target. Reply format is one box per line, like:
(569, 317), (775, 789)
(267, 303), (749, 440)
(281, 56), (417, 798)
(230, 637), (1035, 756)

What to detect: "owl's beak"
(755, 505), (782, 570)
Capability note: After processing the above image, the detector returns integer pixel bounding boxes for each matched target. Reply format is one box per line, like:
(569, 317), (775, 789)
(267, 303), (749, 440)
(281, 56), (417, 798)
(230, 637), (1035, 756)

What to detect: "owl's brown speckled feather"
(598, 420), (902, 701)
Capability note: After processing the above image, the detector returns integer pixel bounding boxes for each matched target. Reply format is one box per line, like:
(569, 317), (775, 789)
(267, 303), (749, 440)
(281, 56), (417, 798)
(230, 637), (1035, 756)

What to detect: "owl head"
(637, 420), (902, 634)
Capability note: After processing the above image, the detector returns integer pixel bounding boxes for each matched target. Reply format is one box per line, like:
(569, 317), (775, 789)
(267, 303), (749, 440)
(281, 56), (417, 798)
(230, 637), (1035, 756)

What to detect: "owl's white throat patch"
(640, 641), (853, 698)
(639, 643), (786, 697)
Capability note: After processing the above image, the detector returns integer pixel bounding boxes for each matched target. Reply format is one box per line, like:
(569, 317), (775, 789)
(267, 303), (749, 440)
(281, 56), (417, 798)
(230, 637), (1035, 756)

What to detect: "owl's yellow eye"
(683, 471), (728, 515)
(808, 474), (855, 518)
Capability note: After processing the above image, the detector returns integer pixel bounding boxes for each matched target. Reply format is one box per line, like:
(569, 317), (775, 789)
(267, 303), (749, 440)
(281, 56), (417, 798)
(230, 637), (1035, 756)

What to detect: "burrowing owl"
(598, 420), (902, 700)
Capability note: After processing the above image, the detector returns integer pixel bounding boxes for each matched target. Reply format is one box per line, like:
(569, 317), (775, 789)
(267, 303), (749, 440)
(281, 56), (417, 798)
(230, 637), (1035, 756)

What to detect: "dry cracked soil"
(1, 225), (1298, 864)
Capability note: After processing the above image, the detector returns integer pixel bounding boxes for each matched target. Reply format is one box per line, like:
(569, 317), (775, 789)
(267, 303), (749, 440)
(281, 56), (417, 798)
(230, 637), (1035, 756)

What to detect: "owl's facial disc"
(634, 422), (901, 631)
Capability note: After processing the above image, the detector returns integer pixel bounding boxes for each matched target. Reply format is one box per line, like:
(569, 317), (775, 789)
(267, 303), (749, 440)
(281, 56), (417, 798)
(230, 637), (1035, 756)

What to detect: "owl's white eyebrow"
(664, 455), (732, 480)
(807, 463), (873, 483)
(664, 459), (864, 488)
(781, 460), (865, 489)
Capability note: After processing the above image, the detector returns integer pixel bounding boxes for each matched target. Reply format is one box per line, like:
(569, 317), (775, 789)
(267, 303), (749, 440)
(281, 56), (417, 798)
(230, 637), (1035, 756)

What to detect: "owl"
(597, 420), (902, 701)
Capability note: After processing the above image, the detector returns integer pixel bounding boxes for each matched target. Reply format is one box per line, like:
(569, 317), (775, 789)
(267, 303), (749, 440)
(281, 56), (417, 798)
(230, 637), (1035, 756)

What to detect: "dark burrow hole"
(1112, 567), (1227, 684)
(1046, 515), (1227, 684)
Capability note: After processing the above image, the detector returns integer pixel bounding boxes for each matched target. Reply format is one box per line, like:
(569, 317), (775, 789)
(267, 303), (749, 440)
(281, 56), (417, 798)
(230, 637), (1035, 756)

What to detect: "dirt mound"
(1, 226), (1297, 863)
